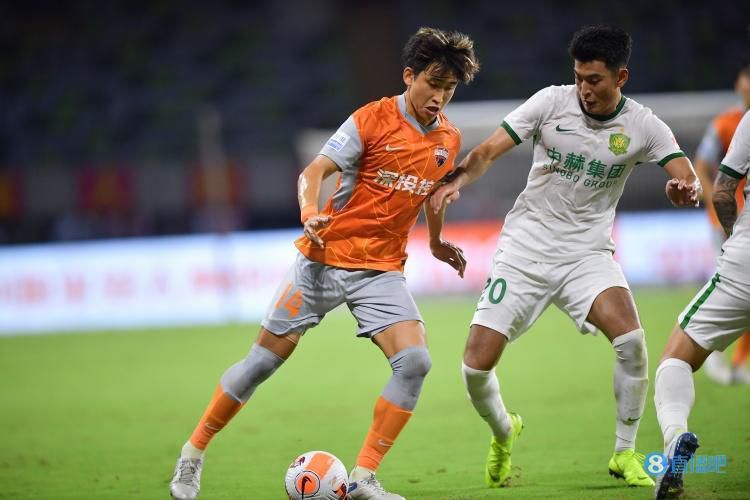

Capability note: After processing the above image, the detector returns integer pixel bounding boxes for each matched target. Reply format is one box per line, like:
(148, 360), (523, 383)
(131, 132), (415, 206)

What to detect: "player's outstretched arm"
(663, 156), (701, 208)
(712, 171), (740, 237)
(430, 126), (517, 213)
(423, 202), (466, 278)
(298, 155), (339, 247)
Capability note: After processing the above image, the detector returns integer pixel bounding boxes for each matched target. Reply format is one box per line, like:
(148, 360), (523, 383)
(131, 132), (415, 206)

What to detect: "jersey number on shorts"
(275, 283), (303, 318)
(480, 277), (507, 304)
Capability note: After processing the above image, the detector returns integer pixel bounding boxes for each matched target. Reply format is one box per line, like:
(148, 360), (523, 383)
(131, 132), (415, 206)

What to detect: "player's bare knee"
(220, 344), (285, 402)
(612, 328), (648, 374)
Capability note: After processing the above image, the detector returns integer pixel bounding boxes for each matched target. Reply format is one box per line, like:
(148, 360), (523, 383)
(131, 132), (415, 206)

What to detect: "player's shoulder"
(355, 96), (399, 118)
(619, 96), (665, 126)
(351, 96), (400, 135)
(530, 84), (574, 101)
(713, 105), (745, 131)
(714, 105), (745, 121)
(531, 84), (576, 111)
(438, 112), (461, 138)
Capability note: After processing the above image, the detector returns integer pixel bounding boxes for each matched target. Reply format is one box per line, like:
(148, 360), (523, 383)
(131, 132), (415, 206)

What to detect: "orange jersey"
(295, 95), (461, 272)
(705, 107), (746, 227)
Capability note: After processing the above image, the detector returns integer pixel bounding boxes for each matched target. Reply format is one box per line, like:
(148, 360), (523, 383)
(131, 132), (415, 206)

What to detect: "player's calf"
(612, 329), (649, 451)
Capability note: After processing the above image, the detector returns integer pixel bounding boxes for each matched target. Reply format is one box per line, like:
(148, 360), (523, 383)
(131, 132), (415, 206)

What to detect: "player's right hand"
(430, 183), (460, 214)
(303, 215), (332, 248)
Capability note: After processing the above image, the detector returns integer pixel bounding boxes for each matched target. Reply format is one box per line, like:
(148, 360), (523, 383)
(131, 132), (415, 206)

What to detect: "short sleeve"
(318, 115), (362, 172)
(642, 114), (686, 167)
(501, 86), (557, 145)
(720, 110), (750, 179)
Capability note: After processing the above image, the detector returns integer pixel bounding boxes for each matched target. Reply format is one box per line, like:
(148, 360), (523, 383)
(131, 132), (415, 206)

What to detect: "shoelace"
(621, 452), (647, 475)
(361, 474), (387, 493)
(176, 460), (199, 484)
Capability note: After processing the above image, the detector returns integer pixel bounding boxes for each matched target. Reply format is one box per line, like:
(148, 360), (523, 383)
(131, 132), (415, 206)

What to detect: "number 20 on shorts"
(480, 278), (507, 304)
(275, 283), (303, 318)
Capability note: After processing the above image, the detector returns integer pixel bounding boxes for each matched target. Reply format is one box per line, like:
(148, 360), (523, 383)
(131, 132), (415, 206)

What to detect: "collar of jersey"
(580, 95), (626, 122)
(398, 93), (441, 134)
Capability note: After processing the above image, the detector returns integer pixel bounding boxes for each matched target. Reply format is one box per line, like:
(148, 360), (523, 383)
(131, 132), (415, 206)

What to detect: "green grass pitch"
(1, 288), (749, 499)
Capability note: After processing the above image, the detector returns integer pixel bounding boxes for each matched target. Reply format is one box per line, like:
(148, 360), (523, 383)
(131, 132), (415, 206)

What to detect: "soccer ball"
(284, 450), (348, 500)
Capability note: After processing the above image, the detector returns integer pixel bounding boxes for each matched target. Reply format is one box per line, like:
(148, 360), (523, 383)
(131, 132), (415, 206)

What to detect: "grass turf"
(1, 288), (749, 499)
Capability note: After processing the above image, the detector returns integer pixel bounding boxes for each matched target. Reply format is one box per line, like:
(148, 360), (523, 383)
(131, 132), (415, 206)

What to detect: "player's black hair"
(568, 25), (632, 72)
(402, 27), (480, 83)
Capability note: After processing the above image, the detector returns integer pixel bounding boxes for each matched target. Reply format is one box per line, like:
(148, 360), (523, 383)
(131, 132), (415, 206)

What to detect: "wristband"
(300, 204), (318, 224)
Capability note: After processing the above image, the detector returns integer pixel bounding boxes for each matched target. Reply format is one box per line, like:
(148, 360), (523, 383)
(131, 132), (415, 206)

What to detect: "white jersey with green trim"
(717, 109), (750, 284)
(499, 84), (684, 262)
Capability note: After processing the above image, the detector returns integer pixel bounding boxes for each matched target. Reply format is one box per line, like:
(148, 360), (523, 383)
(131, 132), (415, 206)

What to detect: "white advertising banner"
(0, 211), (716, 334)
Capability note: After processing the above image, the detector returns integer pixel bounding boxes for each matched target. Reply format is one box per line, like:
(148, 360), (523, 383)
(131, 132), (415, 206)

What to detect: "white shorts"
(679, 273), (750, 352)
(471, 249), (629, 342)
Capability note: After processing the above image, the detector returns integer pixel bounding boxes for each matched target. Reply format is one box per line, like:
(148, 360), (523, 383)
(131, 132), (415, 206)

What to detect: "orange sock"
(355, 396), (413, 471)
(732, 332), (750, 367)
(189, 385), (244, 450)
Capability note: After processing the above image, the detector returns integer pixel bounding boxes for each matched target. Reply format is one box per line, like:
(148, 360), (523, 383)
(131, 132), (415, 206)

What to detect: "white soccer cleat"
(170, 457), (203, 499)
(347, 472), (405, 500)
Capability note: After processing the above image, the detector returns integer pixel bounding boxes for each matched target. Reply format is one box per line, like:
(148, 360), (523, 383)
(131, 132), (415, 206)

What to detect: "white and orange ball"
(284, 450), (348, 500)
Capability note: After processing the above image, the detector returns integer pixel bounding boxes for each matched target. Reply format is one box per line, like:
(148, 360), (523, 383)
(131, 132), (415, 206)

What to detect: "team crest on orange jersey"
(434, 146), (449, 167)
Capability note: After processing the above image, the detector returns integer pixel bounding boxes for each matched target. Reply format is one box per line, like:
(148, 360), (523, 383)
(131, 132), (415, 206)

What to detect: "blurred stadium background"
(2, 1), (750, 498)
(2, 0), (750, 331)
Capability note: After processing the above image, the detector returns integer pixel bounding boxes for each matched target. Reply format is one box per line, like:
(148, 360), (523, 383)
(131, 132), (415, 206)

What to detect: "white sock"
(349, 465), (375, 481)
(654, 358), (694, 450)
(180, 440), (205, 459)
(461, 362), (512, 439)
(612, 329), (649, 452)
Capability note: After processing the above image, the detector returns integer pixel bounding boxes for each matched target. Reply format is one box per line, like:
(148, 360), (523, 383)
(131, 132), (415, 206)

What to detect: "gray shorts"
(261, 253), (422, 337)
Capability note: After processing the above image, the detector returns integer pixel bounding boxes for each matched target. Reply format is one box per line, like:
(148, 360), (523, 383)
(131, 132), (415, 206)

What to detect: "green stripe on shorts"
(680, 273), (720, 330)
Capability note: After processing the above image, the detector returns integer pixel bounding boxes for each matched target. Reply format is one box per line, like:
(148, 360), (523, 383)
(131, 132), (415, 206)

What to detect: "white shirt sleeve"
(641, 113), (685, 166)
(502, 86), (557, 144)
(318, 115), (362, 172)
(720, 110), (750, 178)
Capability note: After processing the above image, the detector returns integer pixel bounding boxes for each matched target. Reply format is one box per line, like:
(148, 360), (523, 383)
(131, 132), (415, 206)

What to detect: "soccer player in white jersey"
(653, 109), (750, 498)
(430, 25), (700, 489)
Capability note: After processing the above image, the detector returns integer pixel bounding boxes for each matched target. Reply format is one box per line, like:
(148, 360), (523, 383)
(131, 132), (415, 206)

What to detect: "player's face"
(574, 60), (628, 116)
(403, 65), (459, 127)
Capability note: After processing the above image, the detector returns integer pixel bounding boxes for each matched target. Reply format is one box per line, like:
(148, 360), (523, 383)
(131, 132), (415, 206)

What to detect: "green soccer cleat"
(485, 412), (523, 487)
(608, 449), (655, 487)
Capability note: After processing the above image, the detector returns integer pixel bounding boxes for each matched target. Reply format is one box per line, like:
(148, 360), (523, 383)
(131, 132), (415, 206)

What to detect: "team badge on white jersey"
(608, 133), (630, 155)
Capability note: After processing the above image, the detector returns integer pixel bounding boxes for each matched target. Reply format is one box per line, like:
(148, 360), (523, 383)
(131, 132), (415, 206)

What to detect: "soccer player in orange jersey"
(694, 59), (750, 385)
(169, 27), (480, 500)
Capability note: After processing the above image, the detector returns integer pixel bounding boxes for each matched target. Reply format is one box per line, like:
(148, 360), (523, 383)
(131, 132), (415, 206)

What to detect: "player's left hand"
(665, 178), (701, 207)
(430, 183), (461, 214)
(303, 215), (332, 248)
(430, 239), (466, 278)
